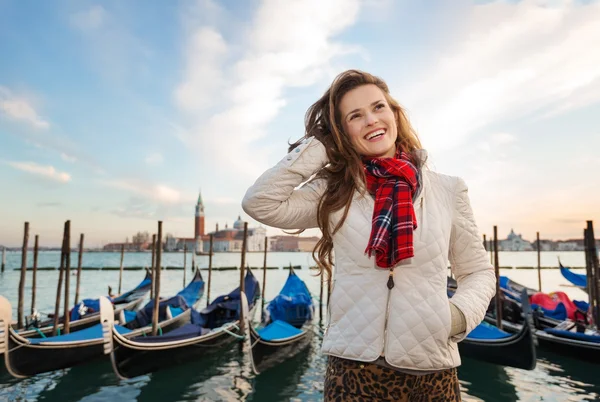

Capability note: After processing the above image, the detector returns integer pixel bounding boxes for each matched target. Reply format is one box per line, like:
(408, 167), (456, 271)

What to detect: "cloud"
(61, 153), (77, 163)
(174, 27), (228, 112)
(176, 0), (362, 178)
(400, 0), (600, 153)
(37, 202), (62, 208)
(145, 152), (163, 165)
(6, 161), (71, 183)
(102, 179), (194, 205)
(0, 86), (49, 129)
(69, 5), (107, 31)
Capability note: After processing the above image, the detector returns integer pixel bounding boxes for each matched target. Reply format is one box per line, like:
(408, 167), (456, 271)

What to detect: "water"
(0, 251), (598, 401)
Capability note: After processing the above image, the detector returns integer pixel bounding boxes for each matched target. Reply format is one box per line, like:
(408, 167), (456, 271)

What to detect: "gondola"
(20, 270), (152, 338)
(449, 286), (537, 370)
(102, 269), (260, 379)
(248, 268), (314, 374)
(559, 261), (587, 292)
(0, 269), (204, 378)
(535, 326), (600, 363)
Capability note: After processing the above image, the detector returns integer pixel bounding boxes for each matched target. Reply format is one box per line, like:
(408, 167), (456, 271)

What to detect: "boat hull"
(249, 325), (312, 374)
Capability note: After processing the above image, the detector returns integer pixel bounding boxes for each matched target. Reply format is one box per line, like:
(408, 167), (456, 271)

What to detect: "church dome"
(233, 215), (244, 230)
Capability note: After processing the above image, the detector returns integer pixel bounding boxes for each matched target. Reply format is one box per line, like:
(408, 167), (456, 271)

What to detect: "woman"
(242, 70), (495, 401)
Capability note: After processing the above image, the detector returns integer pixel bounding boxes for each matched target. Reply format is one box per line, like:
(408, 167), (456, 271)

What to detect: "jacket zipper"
(381, 197), (422, 357)
(381, 267), (395, 357)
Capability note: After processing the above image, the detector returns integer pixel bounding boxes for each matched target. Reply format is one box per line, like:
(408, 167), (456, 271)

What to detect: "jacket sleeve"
(241, 137), (328, 230)
(448, 177), (496, 342)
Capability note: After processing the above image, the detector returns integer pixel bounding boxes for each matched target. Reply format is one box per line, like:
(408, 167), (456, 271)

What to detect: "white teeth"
(366, 129), (385, 140)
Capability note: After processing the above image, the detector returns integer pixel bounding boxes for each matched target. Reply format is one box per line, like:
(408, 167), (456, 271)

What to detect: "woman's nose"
(365, 112), (378, 126)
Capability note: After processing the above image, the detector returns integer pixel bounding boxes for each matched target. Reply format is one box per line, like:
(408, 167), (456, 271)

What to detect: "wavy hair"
(289, 70), (422, 278)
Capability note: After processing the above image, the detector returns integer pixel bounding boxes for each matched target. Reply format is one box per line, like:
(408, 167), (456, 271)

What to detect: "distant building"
(201, 216), (267, 252)
(298, 236), (320, 252)
(499, 229), (533, 251)
(556, 239), (583, 251)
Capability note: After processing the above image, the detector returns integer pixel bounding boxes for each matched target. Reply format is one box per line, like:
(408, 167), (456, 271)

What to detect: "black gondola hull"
(111, 325), (242, 379)
(535, 331), (600, 363)
(249, 326), (311, 374)
(459, 321), (536, 370)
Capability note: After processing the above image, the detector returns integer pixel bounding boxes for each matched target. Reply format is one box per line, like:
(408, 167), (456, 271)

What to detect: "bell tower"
(195, 190), (205, 239)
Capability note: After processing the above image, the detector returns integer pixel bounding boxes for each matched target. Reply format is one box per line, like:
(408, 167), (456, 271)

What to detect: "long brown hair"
(290, 70), (422, 278)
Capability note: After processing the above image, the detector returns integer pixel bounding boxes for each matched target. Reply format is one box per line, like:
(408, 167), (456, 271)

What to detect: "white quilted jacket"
(242, 137), (496, 370)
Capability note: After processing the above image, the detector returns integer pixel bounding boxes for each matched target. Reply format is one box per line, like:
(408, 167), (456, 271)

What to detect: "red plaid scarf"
(363, 150), (418, 268)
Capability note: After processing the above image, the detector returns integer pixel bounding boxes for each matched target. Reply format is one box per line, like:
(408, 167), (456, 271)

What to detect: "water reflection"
(458, 357), (518, 402)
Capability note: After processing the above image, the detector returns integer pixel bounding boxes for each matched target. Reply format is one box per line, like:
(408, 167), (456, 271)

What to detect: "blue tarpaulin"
(28, 323), (131, 344)
(467, 321), (512, 340)
(257, 320), (302, 341)
(266, 271), (313, 327)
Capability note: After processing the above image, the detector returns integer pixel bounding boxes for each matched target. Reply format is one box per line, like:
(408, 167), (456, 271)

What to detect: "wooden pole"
(207, 234), (213, 306)
(31, 234), (39, 315)
(191, 247), (196, 272)
(183, 243), (187, 287)
(261, 236), (268, 311)
(1, 246), (5, 272)
(53, 221), (68, 336)
(74, 234), (84, 306)
(150, 234), (156, 300)
(319, 270), (324, 323)
(483, 234), (487, 251)
(239, 222), (248, 335)
(63, 220), (71, 334)
(493, 225), (502, 330)
(537, 232), (542, 292)
(152, 222), (163, 336)
(585, 222), (600, 327)
(118, 244), (125, 294)
(17, 222), (29, 329)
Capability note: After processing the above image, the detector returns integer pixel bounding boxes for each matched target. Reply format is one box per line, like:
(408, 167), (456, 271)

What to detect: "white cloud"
(145, 152), (163, 165)
(0, 86), (49, 129)
(177, 0), (362, 178)
(61, 153), (77, 163)
(401, 0), (600, 154)
(102, 179), (194, 205)
(174, 27), (228, 112)
(70, 5), (107, 31)
(6, 161), (71, 183)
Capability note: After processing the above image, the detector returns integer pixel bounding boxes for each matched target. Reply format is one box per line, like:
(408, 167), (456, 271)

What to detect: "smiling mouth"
(365, 129), (385, 140)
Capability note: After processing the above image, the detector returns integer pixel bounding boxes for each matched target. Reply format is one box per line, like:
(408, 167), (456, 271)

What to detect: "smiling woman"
(242, 69), (496, 401)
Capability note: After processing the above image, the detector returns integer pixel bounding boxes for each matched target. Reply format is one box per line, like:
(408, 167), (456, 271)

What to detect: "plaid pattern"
(363, 151), (418, 268)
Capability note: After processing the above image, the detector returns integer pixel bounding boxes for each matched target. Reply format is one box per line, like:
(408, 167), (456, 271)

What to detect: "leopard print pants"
(324, 356), (461, 402)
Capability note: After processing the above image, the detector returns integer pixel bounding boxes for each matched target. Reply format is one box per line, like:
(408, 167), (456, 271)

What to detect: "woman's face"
(338, 84), (398, 158)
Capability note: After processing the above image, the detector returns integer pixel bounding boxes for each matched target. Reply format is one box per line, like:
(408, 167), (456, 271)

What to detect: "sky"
(1, 0), (599, 248)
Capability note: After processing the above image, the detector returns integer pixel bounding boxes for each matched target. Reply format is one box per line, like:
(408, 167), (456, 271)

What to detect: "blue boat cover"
(466, 321), (512, 340)
(545, 328), (600, 343)
(573, 300), (589, 312)
(169, 306), (184, 317)
(131, 295), (189, 328)
(70, 272), (152, 321)
(175, 271), (205, 307)
(122, 310), (137, 323)
(532, 302), (567, 320)
(560, 265), (587, 288)
(28, 323), (131, 344)
(257, 320), (302, 341)
(266, 271), (313, 327)
(130, 270), (260, 343)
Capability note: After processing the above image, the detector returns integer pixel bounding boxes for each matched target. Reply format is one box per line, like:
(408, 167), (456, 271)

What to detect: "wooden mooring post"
(152, 222), (163, 336)
(53, 221), (68, 336)
(17, 222), (29, 329)
(536, 232), (542, 292)
(207, 234), (213, 306)
(151, 234), (156, 300)
(1, 246), (5, 272)
(261, 236), (268, 311)
(31, 234), (39, 315)
(584, 222), (600, 328)
(483, 234), (487, 251)
(74, 234), (84, 306)
(63, 220), (71, 334)
(493, 226), (502, 329)
(118, 244), (125, 294)
(239, 222), (248, 336)
(183, 244), (187, 287)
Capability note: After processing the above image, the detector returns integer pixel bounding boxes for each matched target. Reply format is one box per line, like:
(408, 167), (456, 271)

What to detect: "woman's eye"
(349, 114), (359, 121)
(375, 103), (385, 110)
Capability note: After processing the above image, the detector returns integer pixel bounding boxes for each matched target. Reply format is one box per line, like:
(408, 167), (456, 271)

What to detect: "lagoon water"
(0, 251), (598, 401)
